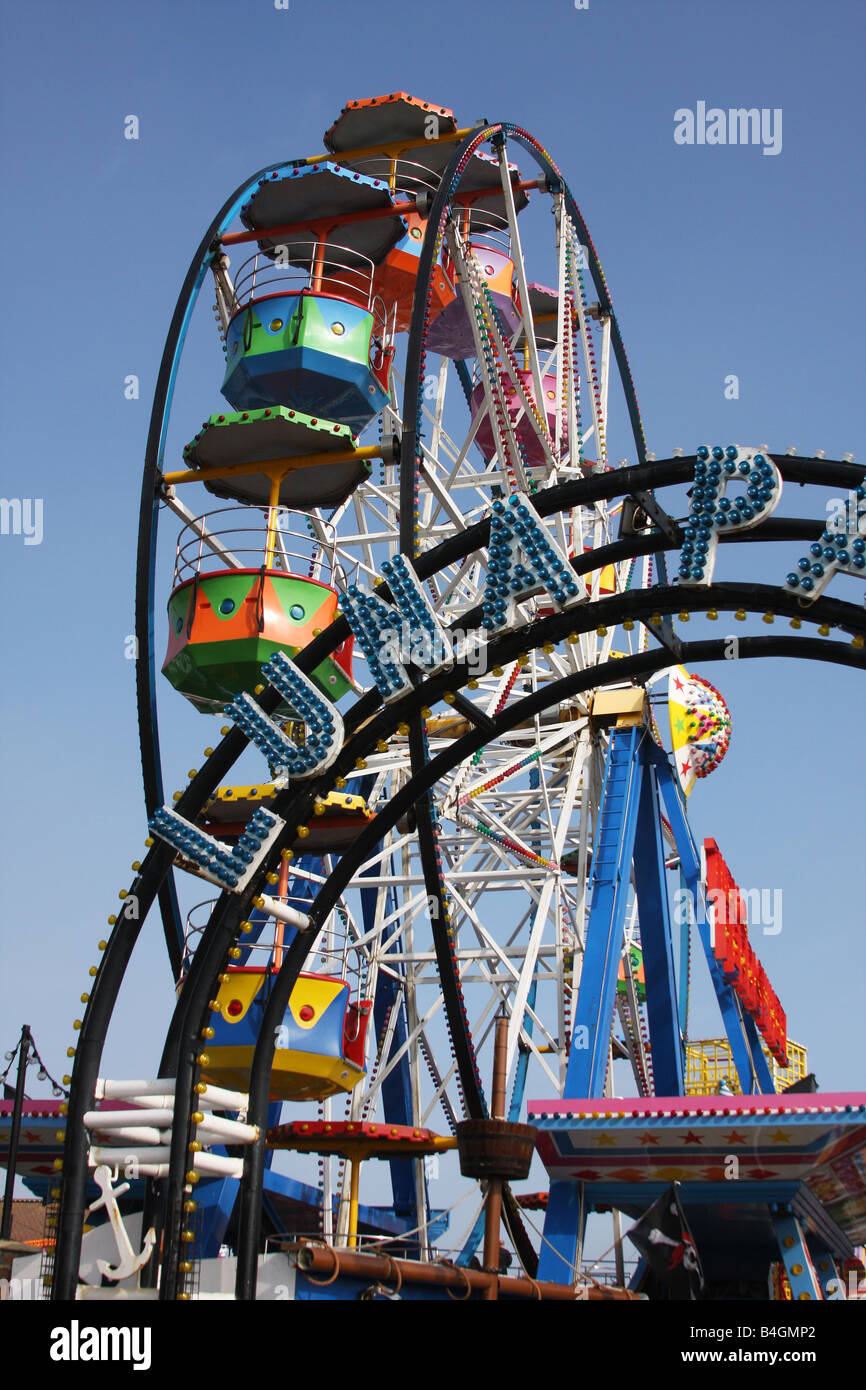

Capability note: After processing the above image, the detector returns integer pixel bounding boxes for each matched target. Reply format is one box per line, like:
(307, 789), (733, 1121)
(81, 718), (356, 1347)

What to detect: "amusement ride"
(3, 93), (865, 1303)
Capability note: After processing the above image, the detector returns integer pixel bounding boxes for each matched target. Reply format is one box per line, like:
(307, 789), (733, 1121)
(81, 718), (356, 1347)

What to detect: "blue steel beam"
(655, 760), (775, 1094)
(564, 726), (646, 1098)
(632, 762), (684, 1094)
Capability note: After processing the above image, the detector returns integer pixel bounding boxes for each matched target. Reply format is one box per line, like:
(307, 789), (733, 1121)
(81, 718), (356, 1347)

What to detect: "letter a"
(674, 109), (694, 146)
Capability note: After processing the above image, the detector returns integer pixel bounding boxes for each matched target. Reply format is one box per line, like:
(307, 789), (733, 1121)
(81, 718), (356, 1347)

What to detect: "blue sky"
(1, 0), (863, 1172)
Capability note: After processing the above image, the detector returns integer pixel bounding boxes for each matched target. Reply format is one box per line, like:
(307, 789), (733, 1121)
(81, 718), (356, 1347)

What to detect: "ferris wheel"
(50, 94), (866, 1302)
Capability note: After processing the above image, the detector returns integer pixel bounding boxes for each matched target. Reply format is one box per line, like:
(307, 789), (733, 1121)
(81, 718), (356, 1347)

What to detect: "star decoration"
(639, 1131), (660, 1146)
(770, 1129), (791, 1144)
(594, 1133), (616, 1147)
(724, 1130), (748, 1145)
(680, 1130), (703, 1145)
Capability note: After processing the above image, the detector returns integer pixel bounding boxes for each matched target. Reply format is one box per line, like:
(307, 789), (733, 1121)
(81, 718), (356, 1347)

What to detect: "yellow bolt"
(355, 757), (367, 770)
(254, 684), (265, 695)
(201, 1027), (215, 1040)
(467, 678), (479, 690)
(241, 921), (252, 934)
(173, 791), (182, 802)
(281, 848), (294, 862)
(443, 691), (456, 704)
(707, 609), (718, 621)
(790, 617), (802, 629)
(678, 611), (690, 622)
(54, 1159), (63, 1171)
(204, 747), (214, 757)
(72, 1020), (82, 1031)
(196, 1054), (210, 1067)
(229, 947), (241, 960)
(208, 1000), (220, 1012)
(377, 738), (388, 751)
(267, 872), (279, 884)
(179, 1260), (193, 1274)
(735, 609), (746, 621)
(491, 665), (504, 676)
(817, 623), (830, 636)
(762, 612), (774, 624)
(183, 1200), (198, 1213)
(853, 633), (865, 648)
(107, 915), (117, 926)
(186, 1171), (200, 1184)
(144, 837), (154, 847)
(62, 1076), (71, 1086)
(59, 1102), (68, 1115)
(55, 1130), (66, 1142)
(542, 642), (554, 654)
(567, 633), (579, 645)
(420, 707), (432, 719)
(623, 620), (634, 631)
(596, 625), (608, 637)
(131, 860), (141, 871)
(80, 993), (89, 1005)
(221, 726), (231, 736)
(118, 889), (127, 899)
(195, 1082), (207, 1094)
(335, 777), (347, 789)
(313, 801), (325, 816)
(66, 1047), (75, 1058)
(191, 1112), (204, 1125)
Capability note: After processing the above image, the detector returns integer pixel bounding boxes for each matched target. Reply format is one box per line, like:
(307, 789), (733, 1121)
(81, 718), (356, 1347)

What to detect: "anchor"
(85, 1164), (156, 1283)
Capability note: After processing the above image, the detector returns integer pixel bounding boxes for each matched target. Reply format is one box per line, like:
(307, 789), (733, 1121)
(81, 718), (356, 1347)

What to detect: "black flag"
(626, 1183), (704, 1299)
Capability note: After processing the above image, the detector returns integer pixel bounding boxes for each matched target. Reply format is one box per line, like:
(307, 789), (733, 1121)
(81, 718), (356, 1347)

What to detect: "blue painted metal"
(632, 763), (684, 1093)
(536, 1180), (585, 1283)
(655, 759), (774, 1094)
(457, 1206), (486, 1267)
(361, 862), (421, 1229)
(677, 867), (691, 1038)
(196, 1177), (239, 1256)
(741, 1010), (777, 1094)
(807, 1235), (845, 1299)
(772, 1209), (823, 1301)
(564, 726), (645, 1097)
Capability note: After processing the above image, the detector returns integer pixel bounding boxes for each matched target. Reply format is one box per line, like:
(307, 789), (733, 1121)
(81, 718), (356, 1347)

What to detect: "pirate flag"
(627, 1183), (705, 1299)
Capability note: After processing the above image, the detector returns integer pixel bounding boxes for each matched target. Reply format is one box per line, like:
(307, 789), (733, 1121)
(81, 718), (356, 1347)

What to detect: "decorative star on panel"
(770, 1129), (792, 1144)
(680, 1130), (703, 1145)
(639, 1131), (659, 1146)
(724, 1130), (748, 1145)
(594, 1133), (616, 1147)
